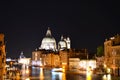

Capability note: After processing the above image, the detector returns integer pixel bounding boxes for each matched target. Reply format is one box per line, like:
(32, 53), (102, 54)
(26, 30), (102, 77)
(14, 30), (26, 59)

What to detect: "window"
(0, 50), (1, 56)
(0, 41), (2, 45)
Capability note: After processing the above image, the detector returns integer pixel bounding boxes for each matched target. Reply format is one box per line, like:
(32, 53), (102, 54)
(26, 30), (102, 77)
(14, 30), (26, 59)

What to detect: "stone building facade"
(0, 34), (6, 79)
(32, 28), (70, 68)
(104, 34), (120, 75)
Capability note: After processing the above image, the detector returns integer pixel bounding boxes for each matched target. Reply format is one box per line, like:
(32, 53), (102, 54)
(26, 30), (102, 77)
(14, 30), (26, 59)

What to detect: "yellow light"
(107, 68), (111, 73)
(62, 68), (65, 73)
(102, 74), (111, 80)
(62, 73), (66, 80)
(102, 75), (107, 80)
(26, 69), (29, 74)
(62, 66), (65, 69)
(104, 64), (107, 68)
(86, 67), (92, 80)
(107, 74), (111, 80)
(25, 78), (30, 80)
(40, 68), (44, 79)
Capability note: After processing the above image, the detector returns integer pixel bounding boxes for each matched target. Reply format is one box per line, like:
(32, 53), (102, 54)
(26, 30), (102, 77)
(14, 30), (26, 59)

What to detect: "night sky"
(0, 1), (119, 58)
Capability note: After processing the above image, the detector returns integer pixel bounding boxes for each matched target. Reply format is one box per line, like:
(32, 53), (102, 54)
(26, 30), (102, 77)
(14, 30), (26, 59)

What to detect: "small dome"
(19, 51), (25, 58)
(58, 36), (67, 50)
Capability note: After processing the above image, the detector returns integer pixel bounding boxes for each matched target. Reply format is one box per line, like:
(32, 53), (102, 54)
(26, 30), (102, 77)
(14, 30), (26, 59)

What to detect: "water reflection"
(51, 68), (67, 80)
(62, 73), (66, 80)
(25, 78), (30, 80)
(52, 72), (62, 80)
(51, 72), (67, 80)
(21, 65), (30, 80)
(86, 74), (92, 80)
(86, 67), (92, 80)
(102, 74), (111, 80)
(19, 66), (105, 80)
(40, 68), (44, 80)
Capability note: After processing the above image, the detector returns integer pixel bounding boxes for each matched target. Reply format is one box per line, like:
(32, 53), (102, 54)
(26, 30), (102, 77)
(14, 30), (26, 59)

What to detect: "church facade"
(32, 28), (71, 68)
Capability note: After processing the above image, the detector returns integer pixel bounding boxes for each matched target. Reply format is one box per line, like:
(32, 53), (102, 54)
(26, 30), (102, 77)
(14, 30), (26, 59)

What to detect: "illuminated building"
(79, 60), (96, 70)
(69, 58), (80, 69)
(0, 33), (6, 79)
(96, 56), (104, 68)
(64, 37), (71, 49)
(32, 50), (43, 66)
(58, 35), (71, 50)
(32, 28), (70, 67)
(18, 52), (31, 66)
(19, 51), (26, 58)
(58, 36), (67, 50)
(40, 27), (57, 51)
(59, 50), (69, 69)
(104, 34), (120, 75)
(31, 27), (96, 70)
(39, 27), (71, 51)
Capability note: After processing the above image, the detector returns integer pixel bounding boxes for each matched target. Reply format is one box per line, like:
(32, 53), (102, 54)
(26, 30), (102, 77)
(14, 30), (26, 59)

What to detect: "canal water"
(20, 66), (109, 80)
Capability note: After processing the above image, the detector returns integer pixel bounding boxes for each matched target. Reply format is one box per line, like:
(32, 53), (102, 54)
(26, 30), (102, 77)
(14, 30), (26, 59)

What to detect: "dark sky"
(0, 1), (119, 58)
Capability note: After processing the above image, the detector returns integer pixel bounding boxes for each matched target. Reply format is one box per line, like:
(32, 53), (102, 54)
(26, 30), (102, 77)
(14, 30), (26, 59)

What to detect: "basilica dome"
(40, 28), (56, 50)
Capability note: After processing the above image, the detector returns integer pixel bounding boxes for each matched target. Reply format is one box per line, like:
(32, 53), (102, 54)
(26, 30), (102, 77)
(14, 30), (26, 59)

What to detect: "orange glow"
(40, 68), (44, 80)
(86, 67), (92, 80)
(86, 75), (92, 80)
(25, 78), (30, 80)
(62, 73), (66, 80)
(62, 68), (65, 73)
(26, 69), (29, 74)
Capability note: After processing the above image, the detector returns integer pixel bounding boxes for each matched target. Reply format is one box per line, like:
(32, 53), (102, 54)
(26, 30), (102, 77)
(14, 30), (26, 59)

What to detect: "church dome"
(58, 36), (67, 50)
(40, 27), (56, 50)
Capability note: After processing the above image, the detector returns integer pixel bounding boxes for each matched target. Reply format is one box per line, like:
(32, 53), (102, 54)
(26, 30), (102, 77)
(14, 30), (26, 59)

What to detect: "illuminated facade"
(40, 27), (71, 51)
(69, 58), (96, 70)
(0, 34), (6, 79)
(18, 58), (31, 65)
(32, 28), (70, 67)
(69, 58), (80, 69)
(32, 50), (43, 66)
(104, 34), (120, 75)
(79, 60), (96, 70)
(32, 49), (69, 68)
(59, 50), (69, 69)
(58, 36), (71, 50)
(40, 27), (57, 51)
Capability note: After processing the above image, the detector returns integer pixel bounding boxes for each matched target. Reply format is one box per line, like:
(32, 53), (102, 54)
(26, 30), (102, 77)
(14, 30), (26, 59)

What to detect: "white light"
(25, 78), (30, 80)
(110, 37), (115, 40)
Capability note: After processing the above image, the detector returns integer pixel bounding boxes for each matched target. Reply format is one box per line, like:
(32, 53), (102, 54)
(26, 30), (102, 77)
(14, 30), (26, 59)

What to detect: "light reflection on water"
(20, 66), (107, 80)
(102, 74), (111, 80)
(40, 68), (44, 80)
(86, 74), (92, 80)
(52, 72), (62, 80)
(86, 70), (92, 80)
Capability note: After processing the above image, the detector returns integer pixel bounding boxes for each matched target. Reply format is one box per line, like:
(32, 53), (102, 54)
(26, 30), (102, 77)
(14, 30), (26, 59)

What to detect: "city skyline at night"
(0, 1), (119, 58)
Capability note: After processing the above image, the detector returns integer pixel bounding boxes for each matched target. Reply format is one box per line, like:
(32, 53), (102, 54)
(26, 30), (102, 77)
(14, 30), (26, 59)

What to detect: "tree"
(97, 45), (104, 57)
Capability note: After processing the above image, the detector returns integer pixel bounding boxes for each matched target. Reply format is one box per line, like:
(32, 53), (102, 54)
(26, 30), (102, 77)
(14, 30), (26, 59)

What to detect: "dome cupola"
(40, 27), (56, 51)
